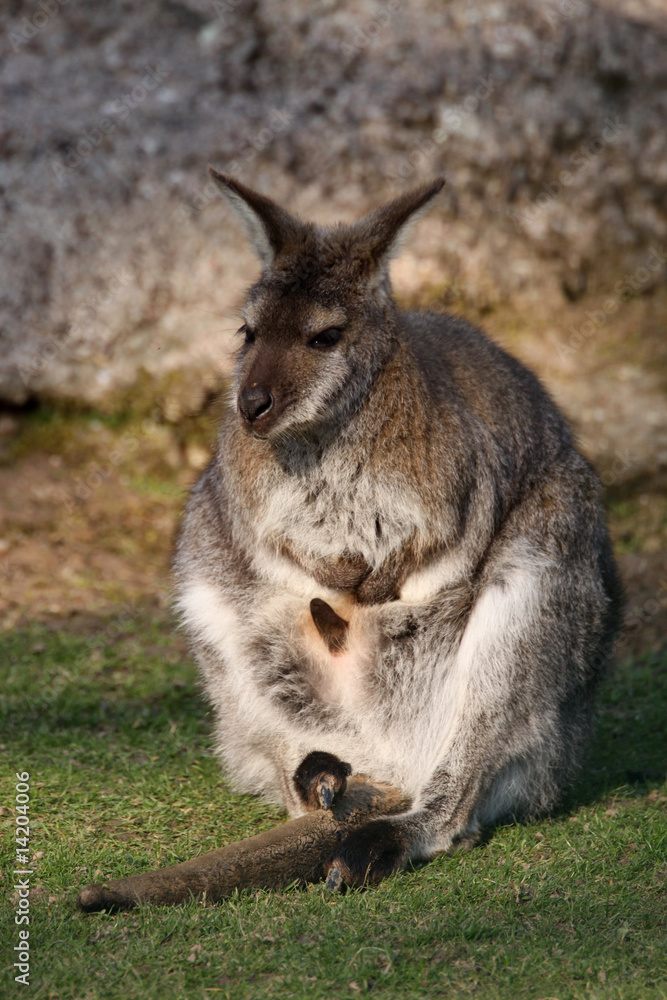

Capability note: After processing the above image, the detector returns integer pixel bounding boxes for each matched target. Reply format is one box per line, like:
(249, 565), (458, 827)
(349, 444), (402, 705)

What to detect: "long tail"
(77, 778), (409, 912)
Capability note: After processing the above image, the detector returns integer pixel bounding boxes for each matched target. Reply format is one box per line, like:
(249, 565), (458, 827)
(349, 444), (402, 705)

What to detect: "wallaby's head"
(210, 169), (444, 439)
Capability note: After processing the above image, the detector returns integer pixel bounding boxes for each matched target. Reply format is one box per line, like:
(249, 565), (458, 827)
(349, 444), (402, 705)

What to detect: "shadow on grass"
(1, 620), (665, 921)
(0, 620), (209, 761)
(565, 648), (667, 809)
(0, 683), (207, 744)
(2, 621), (665, 809)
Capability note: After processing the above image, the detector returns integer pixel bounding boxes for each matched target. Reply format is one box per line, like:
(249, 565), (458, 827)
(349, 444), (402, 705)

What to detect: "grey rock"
(0, 0), (665, 413)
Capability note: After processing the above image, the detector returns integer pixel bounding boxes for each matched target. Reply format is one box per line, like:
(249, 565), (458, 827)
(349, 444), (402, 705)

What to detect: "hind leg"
(326, 532), (618, 887)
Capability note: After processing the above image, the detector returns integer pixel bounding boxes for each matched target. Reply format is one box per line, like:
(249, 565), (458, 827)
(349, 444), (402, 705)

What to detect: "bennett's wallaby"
(174, 171), (622, 888)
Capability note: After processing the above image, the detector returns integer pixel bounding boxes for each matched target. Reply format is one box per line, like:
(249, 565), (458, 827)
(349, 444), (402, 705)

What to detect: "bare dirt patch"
(0, 388), (663, 655)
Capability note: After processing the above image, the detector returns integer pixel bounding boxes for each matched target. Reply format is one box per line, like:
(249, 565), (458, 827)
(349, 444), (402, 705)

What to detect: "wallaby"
(173, 171), (622, 889)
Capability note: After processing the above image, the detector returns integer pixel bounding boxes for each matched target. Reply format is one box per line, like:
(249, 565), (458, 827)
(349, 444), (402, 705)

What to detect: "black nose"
(238, 385), (274, 423)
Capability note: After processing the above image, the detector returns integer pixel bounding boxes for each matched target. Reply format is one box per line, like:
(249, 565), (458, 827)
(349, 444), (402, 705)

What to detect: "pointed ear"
(352, 178), (445, 273)
(208, 168), (304, 263)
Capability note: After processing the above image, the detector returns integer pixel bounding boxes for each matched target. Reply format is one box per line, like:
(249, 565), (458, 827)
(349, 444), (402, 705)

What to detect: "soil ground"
(0, 291), (664, 655)
(0, 300), (664, 1000)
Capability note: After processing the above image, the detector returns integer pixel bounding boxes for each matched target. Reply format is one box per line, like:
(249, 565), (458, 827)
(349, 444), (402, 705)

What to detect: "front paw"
(293, 751), (352, 811)
(325, 819), (410, 888)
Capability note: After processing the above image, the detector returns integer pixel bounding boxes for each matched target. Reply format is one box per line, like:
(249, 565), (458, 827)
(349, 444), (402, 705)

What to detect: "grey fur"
(174, 173), (622, 882)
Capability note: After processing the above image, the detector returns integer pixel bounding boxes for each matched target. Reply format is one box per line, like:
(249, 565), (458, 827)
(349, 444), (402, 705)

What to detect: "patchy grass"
(605, 493), (667, 557)
(0, 408), (218, 630)
(0, 617), (665, 1000)
(2, 402), (218, 473)
(0, 402), (664, 997)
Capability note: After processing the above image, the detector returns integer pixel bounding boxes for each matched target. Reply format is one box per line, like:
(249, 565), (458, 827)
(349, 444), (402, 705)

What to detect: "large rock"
(1, 0), (666, 412)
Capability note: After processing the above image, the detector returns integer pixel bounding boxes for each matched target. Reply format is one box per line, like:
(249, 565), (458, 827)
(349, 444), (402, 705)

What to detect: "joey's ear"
(208, 168), (304, 263)
(352, 178), (445, 274)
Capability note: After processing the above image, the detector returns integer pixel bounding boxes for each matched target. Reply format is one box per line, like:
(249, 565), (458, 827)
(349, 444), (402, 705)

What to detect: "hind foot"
(325, 818), (411, 889)
(293, 750), (352, 811)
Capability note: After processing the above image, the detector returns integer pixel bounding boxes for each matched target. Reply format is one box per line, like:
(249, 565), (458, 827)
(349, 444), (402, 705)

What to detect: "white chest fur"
(246, 443), (431, 569)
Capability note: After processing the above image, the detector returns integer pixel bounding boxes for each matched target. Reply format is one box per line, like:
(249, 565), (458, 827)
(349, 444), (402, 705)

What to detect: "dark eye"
(239, 323), (255, 345)
(308, 328), (342, 349)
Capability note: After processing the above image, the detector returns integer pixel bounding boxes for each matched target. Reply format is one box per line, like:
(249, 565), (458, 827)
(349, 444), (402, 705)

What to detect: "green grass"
(1, 617), (665, 1000)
